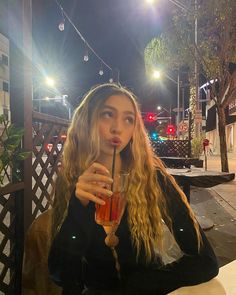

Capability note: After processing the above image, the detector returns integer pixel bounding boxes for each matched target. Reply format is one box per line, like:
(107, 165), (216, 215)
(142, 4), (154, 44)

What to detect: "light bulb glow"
(99, 69), (104, 76)
(58, 22), (65, 31)
(45, 77), (55, 87)
(84, 54), (89, 62)
(109, 78), (113, 83)
(153, 70), (161, 79)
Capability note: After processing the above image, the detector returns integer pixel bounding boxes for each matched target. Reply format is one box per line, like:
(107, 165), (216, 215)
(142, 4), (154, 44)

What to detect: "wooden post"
(204, 147), (207, 171)
(9, 1), (32, 292)
(188, 110), (192, 157)
(9, 0), (33, 232)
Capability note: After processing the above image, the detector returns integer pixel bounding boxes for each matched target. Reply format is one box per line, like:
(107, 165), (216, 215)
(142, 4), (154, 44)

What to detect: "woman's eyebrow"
(102, 105), (135, 116)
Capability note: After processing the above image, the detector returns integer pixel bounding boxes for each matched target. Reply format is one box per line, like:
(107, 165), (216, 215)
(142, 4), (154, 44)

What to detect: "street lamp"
(153, 69), (181, 138)
(45, 76), (55, 87)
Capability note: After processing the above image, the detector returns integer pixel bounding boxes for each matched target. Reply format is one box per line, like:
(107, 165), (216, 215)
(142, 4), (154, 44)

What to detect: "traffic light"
(145, 112), (156, 122)
(166, 124), (176, 135)
(150, 131), (159, 141)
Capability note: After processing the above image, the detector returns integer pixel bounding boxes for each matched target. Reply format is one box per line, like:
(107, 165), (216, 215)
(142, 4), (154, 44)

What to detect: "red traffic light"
(145, 112), (156, 122)
(166, 124), (176, 135)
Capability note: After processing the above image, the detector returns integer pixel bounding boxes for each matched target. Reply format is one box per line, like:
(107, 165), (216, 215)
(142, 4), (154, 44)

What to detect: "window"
(2, 81), (9, 92)
(3, 108), (9, 121)
(2, 54), (9, 66)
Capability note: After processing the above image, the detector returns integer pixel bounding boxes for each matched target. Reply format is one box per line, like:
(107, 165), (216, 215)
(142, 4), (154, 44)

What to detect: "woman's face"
(98, 94), (135, 156)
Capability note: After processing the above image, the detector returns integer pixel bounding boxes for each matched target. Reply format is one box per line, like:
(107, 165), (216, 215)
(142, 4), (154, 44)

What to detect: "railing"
(151, 140), (191, 158)
(0, 183), (24, 294)
(0, 112), (69, 294)
(31, 111), (69, 219)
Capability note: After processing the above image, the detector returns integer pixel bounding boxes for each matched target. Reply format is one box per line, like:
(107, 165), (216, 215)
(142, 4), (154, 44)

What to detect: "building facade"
(0, 32), (10, 122)
(205, 98), (236, 156)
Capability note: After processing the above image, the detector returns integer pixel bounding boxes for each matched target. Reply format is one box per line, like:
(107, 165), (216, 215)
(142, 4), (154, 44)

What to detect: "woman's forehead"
(103, 94), (135, 113)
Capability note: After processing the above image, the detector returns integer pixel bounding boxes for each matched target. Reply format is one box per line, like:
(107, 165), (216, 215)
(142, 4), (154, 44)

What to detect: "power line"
(54, 0), (118, 80)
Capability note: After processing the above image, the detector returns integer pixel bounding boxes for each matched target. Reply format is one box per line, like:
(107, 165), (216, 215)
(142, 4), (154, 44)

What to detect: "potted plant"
(0, 114), (31, 187)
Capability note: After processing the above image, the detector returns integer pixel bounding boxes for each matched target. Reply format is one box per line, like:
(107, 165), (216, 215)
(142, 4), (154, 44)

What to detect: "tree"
(144, 0), (236, 172)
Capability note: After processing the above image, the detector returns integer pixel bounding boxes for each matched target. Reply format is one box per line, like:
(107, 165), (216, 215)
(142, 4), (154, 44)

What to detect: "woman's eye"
(101, 111), (113, 118)
(125, 117), (134, 124)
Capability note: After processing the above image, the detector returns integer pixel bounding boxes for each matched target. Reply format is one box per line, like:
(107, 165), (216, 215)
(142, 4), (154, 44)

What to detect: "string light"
(83, 47), (89, 62)
(84, 54), (89, 62)
(58, 21), (65, 31)
(54, 0), (120, 82)
(58, 5), (65, 31)
(99, 63), (104, 76)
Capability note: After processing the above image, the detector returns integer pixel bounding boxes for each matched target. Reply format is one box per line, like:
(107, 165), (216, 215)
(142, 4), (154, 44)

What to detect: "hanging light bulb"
(109, 78), (113, 83)
(58, 21), (65, 31)
(99, 63), (104, 76)
(84, 47), (89, 62)
(58, 8), (65, 31)
(84, 54), (89, 62)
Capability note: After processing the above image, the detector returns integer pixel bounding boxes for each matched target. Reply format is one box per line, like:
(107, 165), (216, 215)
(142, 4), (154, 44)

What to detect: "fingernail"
(100, 200), (106, 205)
(107, 190), (113, 196)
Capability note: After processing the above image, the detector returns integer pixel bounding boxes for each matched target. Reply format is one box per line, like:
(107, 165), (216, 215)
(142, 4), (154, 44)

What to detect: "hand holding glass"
(95, 173), (128, 226)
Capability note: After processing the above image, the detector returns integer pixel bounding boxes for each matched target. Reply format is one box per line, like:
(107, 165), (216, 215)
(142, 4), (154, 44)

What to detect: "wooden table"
(168, 259), (236, 294)
(168, 168), (235, 230)
(160, 157), (204, 169)
(168, 168), (235, 203)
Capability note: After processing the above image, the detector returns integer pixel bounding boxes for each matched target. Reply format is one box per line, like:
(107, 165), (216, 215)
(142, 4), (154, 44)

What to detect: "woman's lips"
(110, 138), (121, 146)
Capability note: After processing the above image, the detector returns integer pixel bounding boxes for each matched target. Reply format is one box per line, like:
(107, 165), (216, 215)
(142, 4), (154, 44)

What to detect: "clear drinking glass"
(95, 172), (129, 226)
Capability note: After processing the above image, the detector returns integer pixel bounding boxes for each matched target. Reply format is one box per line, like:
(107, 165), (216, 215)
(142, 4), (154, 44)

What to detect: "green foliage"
(144, 31), (192, 76)
(191, 135), (204, 159)
(0, 114), (31, 186)
(144, 0), (236, 86)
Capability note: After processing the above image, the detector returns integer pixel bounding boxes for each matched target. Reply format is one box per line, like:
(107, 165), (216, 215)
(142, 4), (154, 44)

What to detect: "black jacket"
(48, 170), (219, 295)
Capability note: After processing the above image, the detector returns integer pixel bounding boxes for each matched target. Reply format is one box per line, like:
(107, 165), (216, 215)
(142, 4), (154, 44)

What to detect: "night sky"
(32, 0), (176, 112)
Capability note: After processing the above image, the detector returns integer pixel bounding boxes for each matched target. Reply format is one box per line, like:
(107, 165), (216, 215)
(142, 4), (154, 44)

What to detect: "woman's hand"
(75, 162), (113, 206)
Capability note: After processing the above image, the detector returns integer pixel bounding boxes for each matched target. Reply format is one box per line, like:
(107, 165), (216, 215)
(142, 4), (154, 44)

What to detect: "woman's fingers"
(86, 162), (110, 176)
(75, 162), (113, 206)
(79, 173), (113, 185)
(75, 185), (108, 205)
(78, 182), (113, 198)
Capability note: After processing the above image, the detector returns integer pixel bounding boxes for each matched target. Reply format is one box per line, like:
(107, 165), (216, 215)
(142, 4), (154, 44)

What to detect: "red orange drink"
(95, 192), (126, 226)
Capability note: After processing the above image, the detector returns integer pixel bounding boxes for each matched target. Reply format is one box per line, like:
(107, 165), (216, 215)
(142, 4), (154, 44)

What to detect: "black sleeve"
(48, 192), (95, 291)
(124, 170), (219, 295)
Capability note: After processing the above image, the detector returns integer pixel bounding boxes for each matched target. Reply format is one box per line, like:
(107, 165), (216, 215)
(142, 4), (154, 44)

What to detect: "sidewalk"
(192, 154), (236, 266)
(200, 154), (236, 213)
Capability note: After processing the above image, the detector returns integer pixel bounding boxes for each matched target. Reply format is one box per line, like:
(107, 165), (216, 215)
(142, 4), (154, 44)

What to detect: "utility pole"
(177, 69), (180, 138)
(194, 0), (201, 137)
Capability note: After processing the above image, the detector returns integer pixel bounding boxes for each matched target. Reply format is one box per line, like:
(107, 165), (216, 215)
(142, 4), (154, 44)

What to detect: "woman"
(48, 83), (218, 295)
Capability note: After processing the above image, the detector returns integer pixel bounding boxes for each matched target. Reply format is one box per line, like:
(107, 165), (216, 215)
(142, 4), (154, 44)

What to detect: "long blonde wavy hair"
(51, 83), (201, 262)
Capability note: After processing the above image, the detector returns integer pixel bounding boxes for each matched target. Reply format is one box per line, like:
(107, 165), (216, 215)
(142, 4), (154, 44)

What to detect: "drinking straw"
(110, 146), (116, 221)
(111, 146), (116, 192)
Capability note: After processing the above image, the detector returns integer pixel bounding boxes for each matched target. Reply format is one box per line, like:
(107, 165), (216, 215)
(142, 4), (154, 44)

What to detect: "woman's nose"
(110, 118), (122, 134)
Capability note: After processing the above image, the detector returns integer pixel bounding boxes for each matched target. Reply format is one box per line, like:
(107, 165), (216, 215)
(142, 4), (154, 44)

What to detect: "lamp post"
(153, 69), (181, 138)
